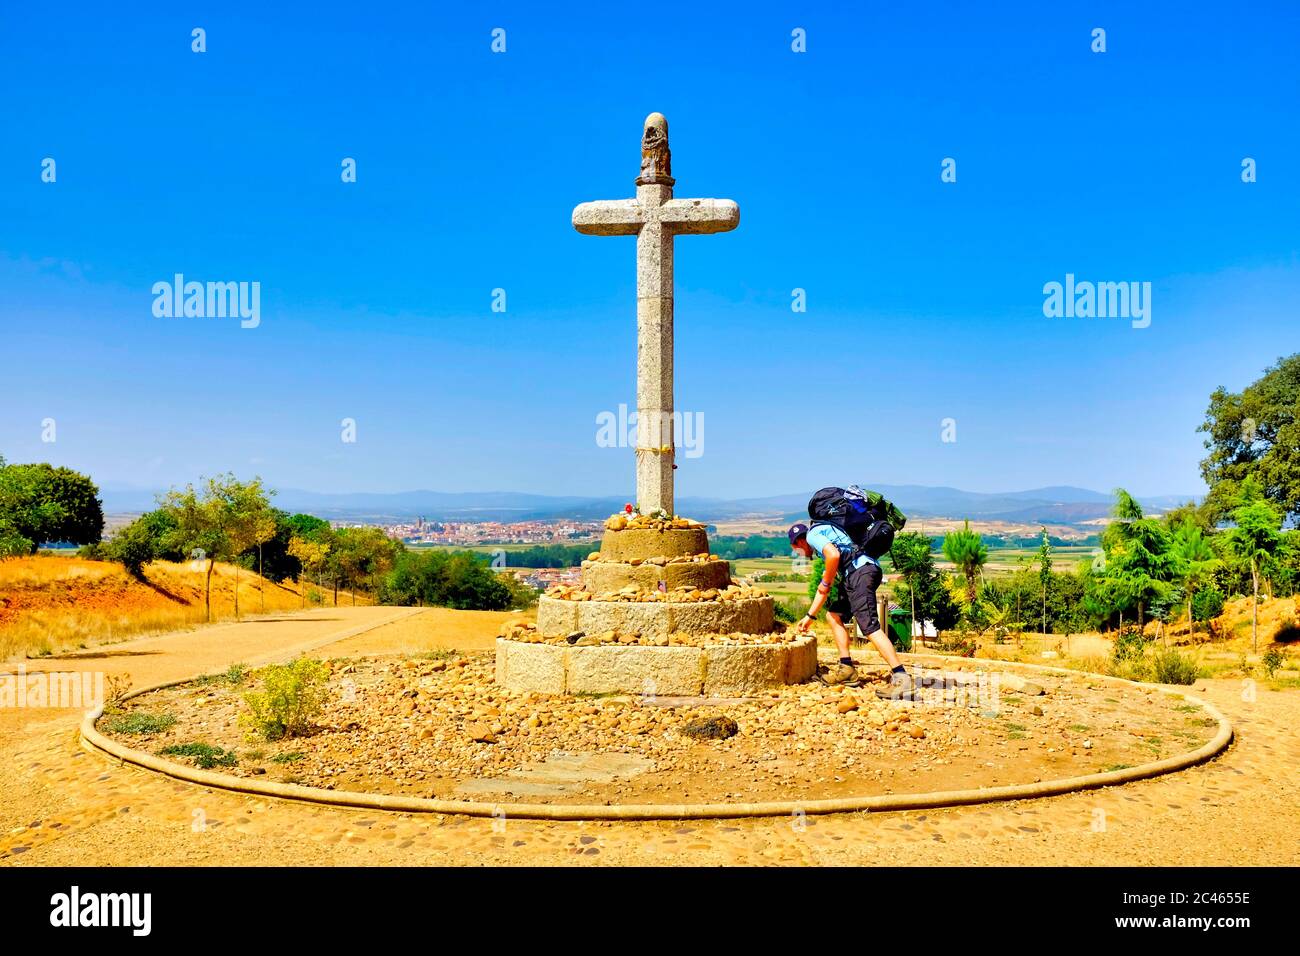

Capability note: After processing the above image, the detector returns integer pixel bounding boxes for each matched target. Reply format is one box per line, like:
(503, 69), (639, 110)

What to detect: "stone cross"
(572, 112), (739, 516)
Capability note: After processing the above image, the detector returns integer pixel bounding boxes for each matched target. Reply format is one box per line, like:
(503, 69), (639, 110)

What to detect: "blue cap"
(788, 522), (809, 545)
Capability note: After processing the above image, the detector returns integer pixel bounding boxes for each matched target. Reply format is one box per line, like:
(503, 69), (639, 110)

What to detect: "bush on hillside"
(1151, 646), (1200, 685)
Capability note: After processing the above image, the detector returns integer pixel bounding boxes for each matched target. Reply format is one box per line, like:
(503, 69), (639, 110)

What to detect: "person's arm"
(802, 543), (840, 626)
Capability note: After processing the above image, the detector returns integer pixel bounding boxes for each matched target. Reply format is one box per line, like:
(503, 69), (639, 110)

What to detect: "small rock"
(680, 716), (739, 740)
(466, 722), (497, 744)
(836, 696), (860, 714)
(908, 725), (926, 739)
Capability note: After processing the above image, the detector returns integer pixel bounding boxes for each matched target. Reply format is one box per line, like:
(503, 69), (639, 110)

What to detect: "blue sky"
(2, 1), (1297, 502)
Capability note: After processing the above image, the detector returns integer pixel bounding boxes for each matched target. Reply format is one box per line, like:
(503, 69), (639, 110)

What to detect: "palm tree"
(942, 520), (988, 607)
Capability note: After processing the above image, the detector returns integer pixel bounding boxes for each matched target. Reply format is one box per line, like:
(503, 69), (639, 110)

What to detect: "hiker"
(789, 487), (917, 697)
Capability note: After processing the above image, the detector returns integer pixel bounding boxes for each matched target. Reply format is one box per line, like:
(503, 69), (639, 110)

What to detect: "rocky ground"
(99, 650), (1214, 806)
(3, 606), (1295, 866)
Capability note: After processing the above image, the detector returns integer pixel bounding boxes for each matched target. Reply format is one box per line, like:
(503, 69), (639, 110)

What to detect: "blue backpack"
(807, 485), (907, 559)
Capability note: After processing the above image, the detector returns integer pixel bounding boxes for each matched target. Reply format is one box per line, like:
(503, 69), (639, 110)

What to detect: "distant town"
(334, 517), (606, 548)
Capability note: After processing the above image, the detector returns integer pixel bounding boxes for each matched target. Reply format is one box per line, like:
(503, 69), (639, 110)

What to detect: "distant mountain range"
(98, 483), (1197, 526)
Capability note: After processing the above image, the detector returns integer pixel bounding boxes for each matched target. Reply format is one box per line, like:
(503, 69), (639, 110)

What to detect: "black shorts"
(826, 561), (883, 634)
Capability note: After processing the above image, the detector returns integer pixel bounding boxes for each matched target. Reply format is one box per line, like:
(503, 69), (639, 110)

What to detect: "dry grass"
(0, 555), (368, 660)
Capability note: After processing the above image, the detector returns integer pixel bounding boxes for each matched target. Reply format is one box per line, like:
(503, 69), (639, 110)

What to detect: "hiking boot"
(875, 670), (918, 699)
(821, 663), (859, 686)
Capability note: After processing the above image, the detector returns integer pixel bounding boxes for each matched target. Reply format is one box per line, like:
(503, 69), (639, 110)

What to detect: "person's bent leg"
(826, 611), (852, 661)
(845, 563), (915, 696)
(865, 627), (902, 670)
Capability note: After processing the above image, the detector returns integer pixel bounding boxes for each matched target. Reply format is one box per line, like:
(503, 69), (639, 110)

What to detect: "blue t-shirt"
(805, 523), (876, 575)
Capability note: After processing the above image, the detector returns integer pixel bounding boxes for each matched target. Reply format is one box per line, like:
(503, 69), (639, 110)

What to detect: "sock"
(891, 665), (907, 676)
(839, 657), (854, 666)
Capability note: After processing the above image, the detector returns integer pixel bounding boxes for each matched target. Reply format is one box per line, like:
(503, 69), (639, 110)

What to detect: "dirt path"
(2, 608), (1296, 866)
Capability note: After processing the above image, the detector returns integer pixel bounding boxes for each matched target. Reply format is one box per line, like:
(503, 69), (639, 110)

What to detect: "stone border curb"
(80, 651), (1233, 821)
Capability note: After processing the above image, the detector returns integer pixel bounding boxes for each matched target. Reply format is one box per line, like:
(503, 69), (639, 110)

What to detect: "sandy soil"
(102, 655), (1213, 806)
(1, 607), (1296, 866)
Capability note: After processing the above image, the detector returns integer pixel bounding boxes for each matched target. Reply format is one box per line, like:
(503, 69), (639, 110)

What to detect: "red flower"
(624, 503), (633, 513)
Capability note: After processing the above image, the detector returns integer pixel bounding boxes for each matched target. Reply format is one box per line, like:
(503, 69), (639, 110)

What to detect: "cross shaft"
(571, 114), (739, 515)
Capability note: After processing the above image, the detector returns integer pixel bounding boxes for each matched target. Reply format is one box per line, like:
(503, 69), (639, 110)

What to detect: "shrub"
(198, 663), (248, 686)
(1151, 647), (1200, 685)
(1111, 657), (1152, 683)
(1261, 647), (1286, 677)
(160, 742), (237, 769)
(1111, 628), (1147, 664)
(935, 632), (977, 657)
(104, 711), (176, 735)
(1191, 586), (1225, 624)
(241, 658), (330, 741)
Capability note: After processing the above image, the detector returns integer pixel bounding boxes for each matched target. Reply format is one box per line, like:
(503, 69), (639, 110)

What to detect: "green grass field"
(966, 545), (1098, 575)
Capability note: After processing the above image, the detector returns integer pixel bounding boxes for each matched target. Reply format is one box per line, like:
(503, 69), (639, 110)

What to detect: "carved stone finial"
(636, 111), (673, 186)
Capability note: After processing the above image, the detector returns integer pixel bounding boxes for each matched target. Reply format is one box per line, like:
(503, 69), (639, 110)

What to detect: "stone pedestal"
(496, 519), (816, 696)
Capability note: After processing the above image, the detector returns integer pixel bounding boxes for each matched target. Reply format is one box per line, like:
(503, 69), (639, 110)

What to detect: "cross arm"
(660, 198), (740, 235)
(572, 199), (644, 236)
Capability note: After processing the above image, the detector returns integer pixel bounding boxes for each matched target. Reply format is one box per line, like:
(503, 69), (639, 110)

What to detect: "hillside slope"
(0, 556), (363, 659)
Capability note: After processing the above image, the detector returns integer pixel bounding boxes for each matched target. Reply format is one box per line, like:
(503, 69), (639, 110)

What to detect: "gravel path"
(2, 607), (1296, 866)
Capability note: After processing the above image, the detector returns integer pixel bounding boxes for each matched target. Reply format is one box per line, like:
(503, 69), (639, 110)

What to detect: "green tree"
(1225, 476), (1284, 652)
(251, 512), (331, 583)
(1101, 489), (1178, 632)
(332, 526), (401, 604)
(888, 538), (961, 634)
(1037, 527), (1053, 635)
(1170, 520), (1217, 637)
(379, 550), (514, 610)
(223, 478), (276, 618)
(288, 535), (331, 607)
(942, 520), (988, 607)
(0, 460), (104, 554)
(158, 474), (269, 622)
(889, 531), (933, 632)
(103, 509), (184, 576)
(1199, 353), (1300, 525)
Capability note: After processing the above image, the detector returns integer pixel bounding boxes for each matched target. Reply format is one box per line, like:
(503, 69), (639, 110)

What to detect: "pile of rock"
(583, 551), (718, 567)
(604, 512), (706, 532)
(545, 582), (769, 605)
(497, 620), (797, 648)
